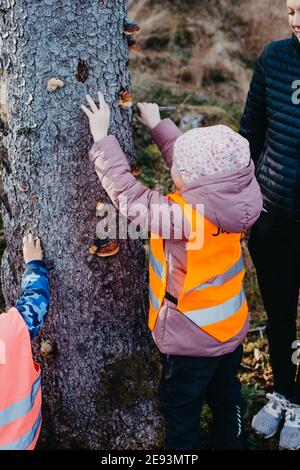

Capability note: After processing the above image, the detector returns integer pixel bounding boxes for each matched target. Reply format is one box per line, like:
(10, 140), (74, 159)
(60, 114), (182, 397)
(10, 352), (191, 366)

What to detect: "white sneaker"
(279, 403), (300, 450)
(252, 392), (289, 438)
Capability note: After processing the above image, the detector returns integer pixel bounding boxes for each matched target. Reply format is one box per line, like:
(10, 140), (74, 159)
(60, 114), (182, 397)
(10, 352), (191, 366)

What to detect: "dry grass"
(129, 0), (290, 105)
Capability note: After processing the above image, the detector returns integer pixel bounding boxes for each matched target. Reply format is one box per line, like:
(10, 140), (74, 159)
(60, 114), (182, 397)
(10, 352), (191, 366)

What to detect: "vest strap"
(165, 292), (178, 306)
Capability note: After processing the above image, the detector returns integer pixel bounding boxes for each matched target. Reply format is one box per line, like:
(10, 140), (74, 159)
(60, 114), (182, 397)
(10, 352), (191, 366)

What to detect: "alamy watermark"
(292, 340), (300, 365)
(292, 80), (300, 104)
(95, 196), (205, 250)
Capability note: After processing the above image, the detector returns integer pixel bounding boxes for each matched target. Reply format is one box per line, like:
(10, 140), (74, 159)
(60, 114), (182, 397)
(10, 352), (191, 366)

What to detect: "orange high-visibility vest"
(148, 192), (248, 342)
(0, 308), (42, 450)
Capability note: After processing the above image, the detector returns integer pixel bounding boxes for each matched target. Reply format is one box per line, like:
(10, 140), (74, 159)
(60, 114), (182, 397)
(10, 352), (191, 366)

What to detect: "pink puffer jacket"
(89, 119), (263, 356)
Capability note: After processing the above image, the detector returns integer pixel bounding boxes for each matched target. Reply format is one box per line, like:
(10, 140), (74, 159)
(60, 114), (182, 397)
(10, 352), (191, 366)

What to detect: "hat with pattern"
(173, 124), (251, 183)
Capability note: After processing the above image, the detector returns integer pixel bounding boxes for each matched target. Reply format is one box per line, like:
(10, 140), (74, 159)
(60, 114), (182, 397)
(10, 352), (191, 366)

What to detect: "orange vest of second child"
(148, 191), (248, 342)
(0, 308), (42, 450)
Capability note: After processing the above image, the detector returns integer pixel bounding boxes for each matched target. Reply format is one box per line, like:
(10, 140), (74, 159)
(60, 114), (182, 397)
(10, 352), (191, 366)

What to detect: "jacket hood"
(179, 159), (263, 233)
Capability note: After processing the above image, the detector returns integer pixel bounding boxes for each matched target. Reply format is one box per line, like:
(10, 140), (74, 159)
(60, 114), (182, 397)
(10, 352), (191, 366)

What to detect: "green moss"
(100, 351), (161, 408)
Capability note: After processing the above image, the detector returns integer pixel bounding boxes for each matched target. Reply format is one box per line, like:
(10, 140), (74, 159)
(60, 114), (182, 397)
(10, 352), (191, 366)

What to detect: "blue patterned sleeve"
(15, 260), (50, 340)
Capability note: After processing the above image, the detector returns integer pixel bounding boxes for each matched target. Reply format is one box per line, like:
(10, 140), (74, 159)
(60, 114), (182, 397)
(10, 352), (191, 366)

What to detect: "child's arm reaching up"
(15, 234), (50, 340)
(137, 103), (182, 169)
(81, 93), (189, 239)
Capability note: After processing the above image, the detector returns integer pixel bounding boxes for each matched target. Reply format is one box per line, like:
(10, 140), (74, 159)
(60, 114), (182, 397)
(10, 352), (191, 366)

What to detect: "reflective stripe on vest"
(148, 192), (248, 342)
(185, 287), (246, 327)
(0, 412), (42, 450)
(0, 308), (42, 450)
(187, 254), (244, 293)
(149, 286), (161, 311)
(0, 374), (41, 429)
(148, 235), (167, 330)
(149, 249), (165, 280)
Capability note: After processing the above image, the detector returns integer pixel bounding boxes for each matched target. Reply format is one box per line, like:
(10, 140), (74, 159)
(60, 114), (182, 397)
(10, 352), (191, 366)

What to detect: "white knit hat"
(173, 124), (250, 183)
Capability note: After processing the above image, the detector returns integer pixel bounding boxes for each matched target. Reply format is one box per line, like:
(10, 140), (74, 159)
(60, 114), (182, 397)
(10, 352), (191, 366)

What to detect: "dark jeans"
(158, 344), (244, 450)
(248, 211), (300, 403)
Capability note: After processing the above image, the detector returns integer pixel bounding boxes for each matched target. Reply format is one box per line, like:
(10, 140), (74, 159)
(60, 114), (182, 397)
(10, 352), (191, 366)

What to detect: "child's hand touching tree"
(23, 233), (43, 263)
(136, 102), (161, 130)
(81, 91), (110, 143)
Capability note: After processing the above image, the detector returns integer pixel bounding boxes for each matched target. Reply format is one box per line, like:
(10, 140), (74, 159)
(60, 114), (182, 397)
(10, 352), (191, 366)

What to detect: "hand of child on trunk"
(136, 102), (161, 130)
(23, 233), (43, 263)
(81, 91), (110, 143)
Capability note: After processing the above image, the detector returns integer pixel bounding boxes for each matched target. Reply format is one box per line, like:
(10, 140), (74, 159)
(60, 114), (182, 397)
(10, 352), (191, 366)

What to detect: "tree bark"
(0, 0), (162, 449)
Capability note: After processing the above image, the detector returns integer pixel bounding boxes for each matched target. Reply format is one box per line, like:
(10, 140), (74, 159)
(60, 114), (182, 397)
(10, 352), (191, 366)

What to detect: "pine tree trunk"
(0, 0), (162, 449)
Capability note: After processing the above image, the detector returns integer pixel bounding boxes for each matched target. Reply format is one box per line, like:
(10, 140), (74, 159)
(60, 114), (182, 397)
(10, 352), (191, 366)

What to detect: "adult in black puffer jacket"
(239, 1), (300, 450)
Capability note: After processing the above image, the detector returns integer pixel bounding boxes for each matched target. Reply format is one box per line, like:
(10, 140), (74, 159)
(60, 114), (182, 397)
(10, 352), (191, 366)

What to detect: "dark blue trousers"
(248, 211), (300, 403)
(158, 344), (244, 450)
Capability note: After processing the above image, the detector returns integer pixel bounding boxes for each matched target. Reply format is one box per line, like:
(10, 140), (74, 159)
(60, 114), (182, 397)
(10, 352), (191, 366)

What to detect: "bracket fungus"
(123, 18), (141, 36)
(131, 165), (142, 177)
(47, 77), (64, 92)
(89, 236), (119, 257)
(118, 89), (133, 109)
(96, 201), (105, 211)
(40, 339), (55, 359)
(127, 37), (141, 53)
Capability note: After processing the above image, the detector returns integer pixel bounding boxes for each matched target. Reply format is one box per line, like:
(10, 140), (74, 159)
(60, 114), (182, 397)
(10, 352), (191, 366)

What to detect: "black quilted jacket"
(240, 33), (300, 221)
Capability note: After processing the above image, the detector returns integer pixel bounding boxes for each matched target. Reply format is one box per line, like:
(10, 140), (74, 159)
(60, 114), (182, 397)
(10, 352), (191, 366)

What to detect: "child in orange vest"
(0, 234), (50, 450)
(81, 92), (262, 450)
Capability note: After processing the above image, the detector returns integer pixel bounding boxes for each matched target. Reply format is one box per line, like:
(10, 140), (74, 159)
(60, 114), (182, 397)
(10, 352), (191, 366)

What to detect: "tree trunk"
(0, 0), (162, 449)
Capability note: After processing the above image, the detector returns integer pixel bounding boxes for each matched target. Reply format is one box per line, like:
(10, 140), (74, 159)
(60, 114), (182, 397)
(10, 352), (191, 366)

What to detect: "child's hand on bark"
(23, 233), (43, 263)
(81, 91), (110, 143)
(136, 102), (161, 130)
